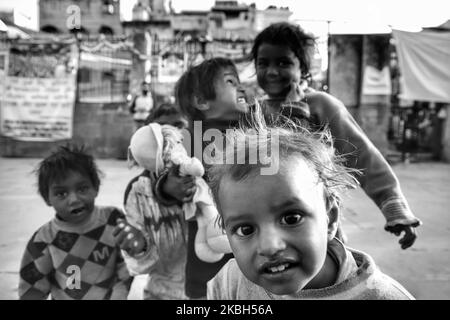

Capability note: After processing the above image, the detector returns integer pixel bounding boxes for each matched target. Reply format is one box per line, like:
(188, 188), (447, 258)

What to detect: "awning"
(80, 52), (132, 71)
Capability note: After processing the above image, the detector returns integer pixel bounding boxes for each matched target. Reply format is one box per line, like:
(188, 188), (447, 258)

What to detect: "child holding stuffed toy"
(115, 122), (230, 299)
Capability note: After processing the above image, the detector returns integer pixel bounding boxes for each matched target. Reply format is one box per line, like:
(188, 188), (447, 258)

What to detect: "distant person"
(250, 22), (421, 249)
(206, 111), (415, 300)
(129, 81), (154, 129)
(18, 145), (132, 300)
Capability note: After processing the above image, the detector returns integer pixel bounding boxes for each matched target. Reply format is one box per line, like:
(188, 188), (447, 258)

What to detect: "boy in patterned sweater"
(18, 145), (133, 300)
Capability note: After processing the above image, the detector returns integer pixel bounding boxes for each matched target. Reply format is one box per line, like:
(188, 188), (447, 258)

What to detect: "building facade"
(39, 0), (123, 36)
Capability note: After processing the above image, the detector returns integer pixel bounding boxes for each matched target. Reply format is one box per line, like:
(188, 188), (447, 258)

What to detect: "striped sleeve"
(381, 196), (422, 228)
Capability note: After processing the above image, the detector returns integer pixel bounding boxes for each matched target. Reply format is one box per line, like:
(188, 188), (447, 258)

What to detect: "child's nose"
(67, 192), (80, 204)
(266, 65), (279, 76)
(257, 228), (286, 257)
(237, 85), (246, 94)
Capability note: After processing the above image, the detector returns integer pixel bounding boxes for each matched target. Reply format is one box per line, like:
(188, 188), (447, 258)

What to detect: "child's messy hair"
(175, 57), (239, 121)
(208, 103), (360, 226)
(251, 22), (316, 79)
(34, 144), (102, 203)
(145, 103), (187, 128)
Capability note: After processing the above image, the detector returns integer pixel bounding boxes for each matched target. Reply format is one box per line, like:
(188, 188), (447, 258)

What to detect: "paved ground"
(1, 157), (449, 300)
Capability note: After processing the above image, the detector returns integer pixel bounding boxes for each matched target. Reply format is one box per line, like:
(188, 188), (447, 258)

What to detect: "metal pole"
(326, 20), (331, 93)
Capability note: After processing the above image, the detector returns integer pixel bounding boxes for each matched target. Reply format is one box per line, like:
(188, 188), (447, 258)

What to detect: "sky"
(0, 0), (448, 35)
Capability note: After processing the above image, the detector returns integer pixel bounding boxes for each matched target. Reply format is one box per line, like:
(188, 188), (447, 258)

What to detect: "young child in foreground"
(19, 145), (132, 300)
(206, 112), (414, 300)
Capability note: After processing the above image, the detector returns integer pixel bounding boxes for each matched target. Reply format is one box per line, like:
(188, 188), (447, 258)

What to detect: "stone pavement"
(0, 157), (449, 300)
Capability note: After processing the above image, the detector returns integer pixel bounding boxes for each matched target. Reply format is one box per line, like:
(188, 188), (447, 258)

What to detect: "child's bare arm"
(311, 92), (421, 248)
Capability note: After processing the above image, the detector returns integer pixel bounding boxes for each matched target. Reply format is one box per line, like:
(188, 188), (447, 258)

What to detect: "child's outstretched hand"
(385, 224), (418, 249)
(113, 219), (146, 256)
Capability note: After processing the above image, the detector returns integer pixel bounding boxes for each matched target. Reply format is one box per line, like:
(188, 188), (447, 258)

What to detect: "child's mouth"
(71, 207), (85, 215)
(237, 97), (247, 104)
(263, 262), (296, 274)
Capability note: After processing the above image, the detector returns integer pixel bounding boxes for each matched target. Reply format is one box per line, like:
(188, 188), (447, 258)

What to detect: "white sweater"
(207, 240), (414, 300)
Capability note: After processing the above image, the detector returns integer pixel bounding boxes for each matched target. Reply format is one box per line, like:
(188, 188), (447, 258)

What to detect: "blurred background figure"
(128, 80), (154, 130)
(145, 103), (188, 129)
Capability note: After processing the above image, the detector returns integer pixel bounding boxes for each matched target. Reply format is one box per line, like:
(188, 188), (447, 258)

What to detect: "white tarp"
(362, 65), (392, 95)
(0, 76), (76, 141)
(393, 29), (450, 103)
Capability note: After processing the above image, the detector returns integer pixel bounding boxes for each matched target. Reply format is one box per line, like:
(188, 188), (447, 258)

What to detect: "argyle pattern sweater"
(19, 206), (133, 300)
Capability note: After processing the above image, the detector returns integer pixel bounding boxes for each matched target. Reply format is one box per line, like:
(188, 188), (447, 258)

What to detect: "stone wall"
(0, 102), (134, 159)
(358, 35), (392, 155)
(329, 34), (391, 156)
(329, 35), (362, 109)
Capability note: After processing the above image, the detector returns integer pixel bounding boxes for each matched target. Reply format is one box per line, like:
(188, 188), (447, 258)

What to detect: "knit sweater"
(207, 239), (414, 300)
(122, 170), (188, 299)
(19, 206), (132, 300)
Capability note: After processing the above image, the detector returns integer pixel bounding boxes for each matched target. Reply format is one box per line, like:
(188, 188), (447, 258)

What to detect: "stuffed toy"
(128, 122), (231, 262)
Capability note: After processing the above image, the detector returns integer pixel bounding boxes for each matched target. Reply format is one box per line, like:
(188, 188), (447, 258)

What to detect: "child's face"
(204, 67), (248, 120)
(255, 43), (301, 99)
(47, 170), (98, 224)
(141, 83), (150, 93)
(218, 157), (333, 295)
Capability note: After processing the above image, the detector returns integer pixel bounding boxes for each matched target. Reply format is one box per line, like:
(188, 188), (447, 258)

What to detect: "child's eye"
(55, 191), (67, 199)
(226, 78), (236, 86)
(280, 212), (303, 226)
(279, 60), (292, 67)
(78, 186), (90, 193)
(234, 224), (254, 237)
(256, 59), (267, 67)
